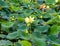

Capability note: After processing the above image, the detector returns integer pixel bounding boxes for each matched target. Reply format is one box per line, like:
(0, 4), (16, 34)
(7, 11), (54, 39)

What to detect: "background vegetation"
(0, 0), (60, 46)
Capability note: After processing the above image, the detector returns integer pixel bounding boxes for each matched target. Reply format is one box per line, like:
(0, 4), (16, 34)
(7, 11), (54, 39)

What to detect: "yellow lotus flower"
(40, 16), (43, 19)
(25, 29), (28, 33)
(29, 16), (34, 23)
(25, 16), (34, 23)
(25, 17), (29, 23)
(58, 15), (60, 19)
(55, 0), (58, 2)
(10, 16), (15, 21)
(47, 6), (50, 9)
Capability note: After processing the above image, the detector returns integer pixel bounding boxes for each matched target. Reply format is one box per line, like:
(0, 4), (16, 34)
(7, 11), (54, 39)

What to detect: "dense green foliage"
(0, 0), (60, 46)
